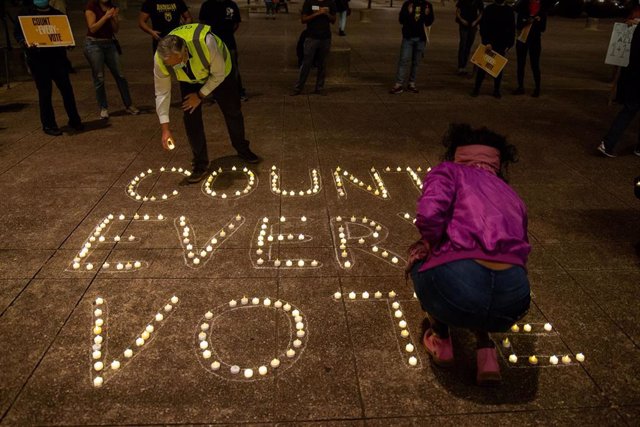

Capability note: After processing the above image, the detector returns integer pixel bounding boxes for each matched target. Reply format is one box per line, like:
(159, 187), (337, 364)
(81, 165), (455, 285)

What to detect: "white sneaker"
(597, 141), (616, 158)
(634, 146), (640, 157)
(100, 108), (109, 119)
(125, 105), (140, 115)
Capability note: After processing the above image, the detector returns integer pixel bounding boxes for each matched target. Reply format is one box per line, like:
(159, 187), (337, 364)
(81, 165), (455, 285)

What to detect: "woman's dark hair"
(441, 123), (518, 181)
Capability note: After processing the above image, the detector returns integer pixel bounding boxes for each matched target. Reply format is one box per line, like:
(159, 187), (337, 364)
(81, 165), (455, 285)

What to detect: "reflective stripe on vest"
(155, 24), (232, 84)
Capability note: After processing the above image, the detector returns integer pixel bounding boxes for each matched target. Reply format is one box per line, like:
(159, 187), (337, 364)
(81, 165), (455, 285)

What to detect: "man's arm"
(138, 11), (161, 39)
(198, 34), (229, 97)
(154, 57), (174, 148)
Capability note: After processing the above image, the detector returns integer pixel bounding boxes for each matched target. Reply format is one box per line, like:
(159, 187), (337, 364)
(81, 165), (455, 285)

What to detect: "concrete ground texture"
(1, 0), (639, 424)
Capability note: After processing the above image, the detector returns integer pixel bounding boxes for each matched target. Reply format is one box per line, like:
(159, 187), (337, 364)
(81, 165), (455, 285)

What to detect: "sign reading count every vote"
(18, 15), (75, 47)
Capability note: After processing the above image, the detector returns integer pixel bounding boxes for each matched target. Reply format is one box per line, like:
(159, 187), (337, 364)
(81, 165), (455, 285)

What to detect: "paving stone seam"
(0, 113), (163, 423)
(561, 267), (640, 352)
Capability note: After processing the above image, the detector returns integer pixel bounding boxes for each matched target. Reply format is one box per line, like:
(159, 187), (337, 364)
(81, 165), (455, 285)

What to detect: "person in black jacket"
(471, 0), (514, 98)
(14, 0), (83, 135)
(456, 0), (483, 74)
(598, 24), (640, 157)
(390, 0), (435, 94)
(199, 0), (247, 101)
(513, 0), (550, 97)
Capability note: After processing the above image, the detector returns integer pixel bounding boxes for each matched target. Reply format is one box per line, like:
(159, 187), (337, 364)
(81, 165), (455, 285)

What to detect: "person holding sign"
(154, 24), (259, 184)
(14, 0), (82, 136)
(513, 0), (551, 97)
(471, 0), (514, 98)
(84, 0), (140, 119)
(599, 24), (640, 158)
(455, 0), (483, 75)
(389, 0), (435, 94)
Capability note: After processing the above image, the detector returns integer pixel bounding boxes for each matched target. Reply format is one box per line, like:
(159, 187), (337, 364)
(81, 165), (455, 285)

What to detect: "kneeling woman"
(410, 123), (531, 386)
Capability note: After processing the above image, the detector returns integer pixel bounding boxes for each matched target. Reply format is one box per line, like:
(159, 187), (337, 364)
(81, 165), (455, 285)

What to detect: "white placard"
(605, 23), (637, 67)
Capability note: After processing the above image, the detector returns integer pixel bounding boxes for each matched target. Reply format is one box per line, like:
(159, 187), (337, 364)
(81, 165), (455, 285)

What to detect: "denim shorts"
(411, 259), (531, 333)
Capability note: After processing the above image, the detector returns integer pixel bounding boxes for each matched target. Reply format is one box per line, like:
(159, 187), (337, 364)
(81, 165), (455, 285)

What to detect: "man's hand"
(182, 93), (202, 114)
(151, 30), (162, 40)
(161, 128), (174, 151)
(104, 7), (116, 19)
(485, 43), (492, 52)
(460, 18), (469, 26)
(320, 6), (330, 14)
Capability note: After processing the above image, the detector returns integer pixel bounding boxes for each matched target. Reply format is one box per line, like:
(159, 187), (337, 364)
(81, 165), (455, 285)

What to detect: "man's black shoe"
(512, 87), (525, 95)
(44, 127), (62, 136)
(290, 89), (302, 96)
(186, 170), (208, 184)
(237, 148), (260, 164)
(470, 89), (479, 97)
(339, 30), (346, 36)
(492, 90), (502, 99)
(313, 88), (326, 96)
(532, 88), (540, 98)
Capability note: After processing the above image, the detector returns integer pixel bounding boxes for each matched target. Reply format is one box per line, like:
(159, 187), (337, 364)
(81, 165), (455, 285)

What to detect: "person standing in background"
(139, 0), (192, 53)
(470, 0), (514, 98)
(455, 0), (483, 75)
(84, 0), (140, 119)
(199, 0), (247, 101)
(513, 0), (550, 97)
(389, 0), (435, 95)
(335, 0), (349, 36)
(15, 0), (83, 135)
(290, 0), (336, 96)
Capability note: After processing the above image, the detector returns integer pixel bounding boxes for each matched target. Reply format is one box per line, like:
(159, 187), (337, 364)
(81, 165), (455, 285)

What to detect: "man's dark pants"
(180, 72), (250, 172)
(458, 25), (476, 69)
(295, 37), (331, 91)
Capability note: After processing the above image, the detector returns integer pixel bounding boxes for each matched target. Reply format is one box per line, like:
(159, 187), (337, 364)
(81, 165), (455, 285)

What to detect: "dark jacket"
(619, 25), (640, 104)
(479, 3), (515, 52)
(399, 0), (435, 41)
(515, 0), (551, 34)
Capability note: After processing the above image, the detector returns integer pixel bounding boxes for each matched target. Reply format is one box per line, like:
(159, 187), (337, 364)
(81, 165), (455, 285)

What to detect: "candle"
(549, 355), (559, 365)
(202, 350), (211, 359)
(523, 324), (532, 332)
(408, 356), (417, 366)
(94, 361), (104, 371)
(124, 349), (133, 358)
(286, 349), (295, 358)
(528, 355), (538, 365)
(576, 353), (585, 362)
(270, 358), (280, 368)
(374, 291), (382, 299)
(362, 292), (370, 299)
(244, 369), (254, 378)
(93, 376), (103, 387)
(111, 360), (121, 370)
(394, 310), (403, 318)
(258, 366), (268, 375)
(155, 313), (164, 322)
(136, 338), (145, 347)
(509, 354), (518, 364)
(230, 365), (240, 374)
(141, 331), (150, 340)
(211, 361), (221, 370)
(405, 343), (414, 353)
(400, 329), (409, 338)
(510, 324), (520, 333)
(399, 320), (407, 328)
(544, 323), (553, 332)
(92, 350), (101, 360)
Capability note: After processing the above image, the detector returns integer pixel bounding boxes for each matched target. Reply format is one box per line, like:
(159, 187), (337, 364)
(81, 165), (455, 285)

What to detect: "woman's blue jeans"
(411, 259), (531, 333)
(395, 37), (426, 86)
(83, 38), (132, 110)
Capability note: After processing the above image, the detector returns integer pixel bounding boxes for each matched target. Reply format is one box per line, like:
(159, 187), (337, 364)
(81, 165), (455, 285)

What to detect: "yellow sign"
(18, 15), (75, 47)
(517, 23), (532, 44)
(470, 44), (508, 78)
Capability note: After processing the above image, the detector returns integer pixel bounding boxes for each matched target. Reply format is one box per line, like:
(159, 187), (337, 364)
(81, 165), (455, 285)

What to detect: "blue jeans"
(395, 37), (426, 86)
(337, 11), (348, 32)
(411, 259), (530, 333)
(603, 101), (640, 153)
(83, 38), (132, 110)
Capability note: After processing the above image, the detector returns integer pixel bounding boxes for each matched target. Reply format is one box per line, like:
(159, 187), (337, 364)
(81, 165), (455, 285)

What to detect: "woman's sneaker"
(476, 347), (501, 386)
(100, 108), (109, 119)
(597, 141), (616, 158)
(389, 85), (403, 95)
(125, 105), (140, 115)
(422, 329), (454, 367)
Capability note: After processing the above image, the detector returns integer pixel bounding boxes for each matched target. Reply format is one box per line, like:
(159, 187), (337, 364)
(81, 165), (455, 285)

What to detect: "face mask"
(33, 0), (49, 8)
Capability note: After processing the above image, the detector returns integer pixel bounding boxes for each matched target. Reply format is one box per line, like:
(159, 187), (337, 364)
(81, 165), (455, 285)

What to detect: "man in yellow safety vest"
(154, 23), (259, 184)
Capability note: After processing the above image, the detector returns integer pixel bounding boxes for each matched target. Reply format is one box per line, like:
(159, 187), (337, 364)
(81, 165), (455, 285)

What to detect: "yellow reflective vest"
(155, 24), (232, 84)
